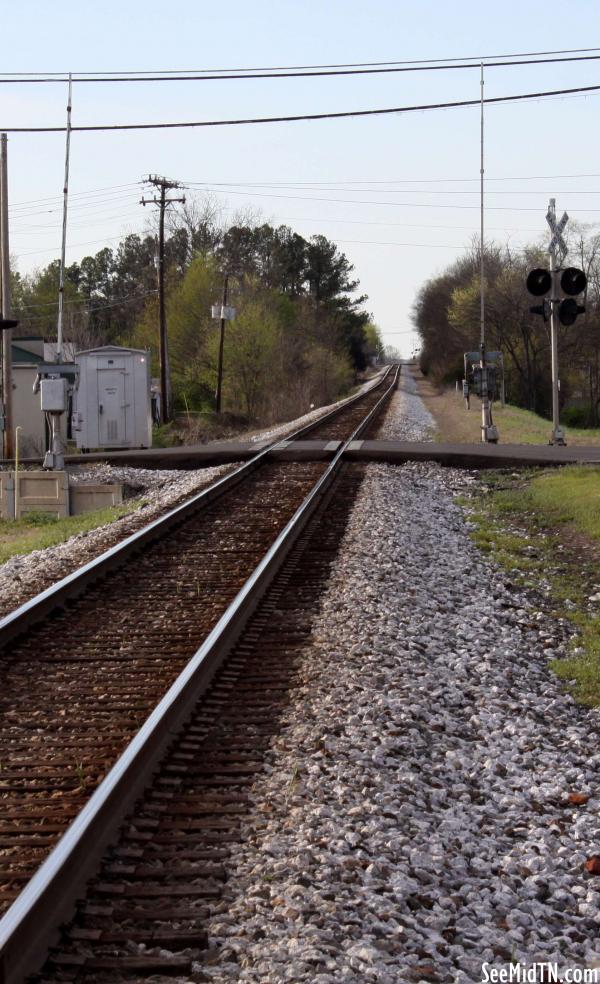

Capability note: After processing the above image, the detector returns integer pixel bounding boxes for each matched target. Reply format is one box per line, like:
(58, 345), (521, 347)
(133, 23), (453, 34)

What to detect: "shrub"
(562, 406), (592, 428)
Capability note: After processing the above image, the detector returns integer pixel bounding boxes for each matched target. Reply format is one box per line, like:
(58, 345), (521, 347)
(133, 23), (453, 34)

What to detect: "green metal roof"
(11, 344), (44, 364)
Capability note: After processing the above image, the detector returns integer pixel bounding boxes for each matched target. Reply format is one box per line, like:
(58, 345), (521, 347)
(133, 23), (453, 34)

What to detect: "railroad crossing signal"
(534, 198), (586, 447)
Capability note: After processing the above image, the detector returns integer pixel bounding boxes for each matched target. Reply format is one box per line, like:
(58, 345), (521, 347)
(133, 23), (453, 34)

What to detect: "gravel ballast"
(199, 367), (600, 983)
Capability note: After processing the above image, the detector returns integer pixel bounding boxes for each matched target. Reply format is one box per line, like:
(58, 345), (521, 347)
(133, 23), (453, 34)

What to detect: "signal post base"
(549, 427), (566, 447)
(482, 424), (499, 444)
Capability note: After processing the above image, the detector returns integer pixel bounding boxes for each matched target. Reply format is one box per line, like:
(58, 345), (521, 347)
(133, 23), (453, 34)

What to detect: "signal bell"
(560, 267), (587, 296)
(526, 268), (552, 296)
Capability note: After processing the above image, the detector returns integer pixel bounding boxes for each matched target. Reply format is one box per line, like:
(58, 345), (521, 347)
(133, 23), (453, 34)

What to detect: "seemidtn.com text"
(481, 963), (600, 983)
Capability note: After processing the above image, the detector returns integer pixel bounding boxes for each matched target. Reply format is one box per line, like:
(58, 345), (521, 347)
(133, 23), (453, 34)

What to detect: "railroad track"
(0, 365), (399, 983)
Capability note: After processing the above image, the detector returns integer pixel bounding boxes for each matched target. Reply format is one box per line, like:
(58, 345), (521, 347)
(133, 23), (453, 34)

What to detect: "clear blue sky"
(2, 0), (600, 355)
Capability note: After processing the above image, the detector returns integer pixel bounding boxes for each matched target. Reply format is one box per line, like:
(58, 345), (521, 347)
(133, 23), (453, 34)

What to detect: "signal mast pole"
(547, 198), (566, 446)
(479, 63), (498, 443)
(44, 74), (72, 471)
(0, 134), (14, 459)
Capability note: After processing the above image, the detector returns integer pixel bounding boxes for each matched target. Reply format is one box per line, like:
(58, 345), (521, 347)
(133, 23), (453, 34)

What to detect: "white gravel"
(377, 363), (435, 441)
(199, 373), (600, 983)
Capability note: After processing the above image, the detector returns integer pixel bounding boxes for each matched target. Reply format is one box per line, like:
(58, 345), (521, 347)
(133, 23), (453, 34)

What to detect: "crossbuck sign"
(546, 199), (568, 260)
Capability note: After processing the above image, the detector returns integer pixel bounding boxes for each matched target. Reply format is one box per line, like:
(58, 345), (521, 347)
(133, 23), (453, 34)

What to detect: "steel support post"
(549, 250), (565, 446)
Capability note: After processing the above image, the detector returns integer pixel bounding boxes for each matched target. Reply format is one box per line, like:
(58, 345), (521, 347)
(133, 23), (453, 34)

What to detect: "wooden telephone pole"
(141, 175), (185, 424)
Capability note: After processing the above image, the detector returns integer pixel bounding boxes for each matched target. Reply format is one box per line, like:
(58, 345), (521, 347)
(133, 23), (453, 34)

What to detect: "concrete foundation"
(7, 470), (69, 519)
(70, 483), (123, 515)
(0, 471), (123, 520)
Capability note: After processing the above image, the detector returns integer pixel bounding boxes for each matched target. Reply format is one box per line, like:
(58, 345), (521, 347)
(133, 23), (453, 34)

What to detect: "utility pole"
(0, 134), (13, 459)
(215, 274), (228, 414)
(141, 175), (185, 424)
(210, 275), (236, 413)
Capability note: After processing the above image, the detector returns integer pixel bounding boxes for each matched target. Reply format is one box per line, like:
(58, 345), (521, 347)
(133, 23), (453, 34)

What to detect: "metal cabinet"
(72, 346), (152, 450)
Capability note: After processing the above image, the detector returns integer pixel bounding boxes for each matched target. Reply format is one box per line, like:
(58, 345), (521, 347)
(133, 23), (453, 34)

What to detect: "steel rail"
(0, 364), (398, 984)
(0, 366), (393, 649)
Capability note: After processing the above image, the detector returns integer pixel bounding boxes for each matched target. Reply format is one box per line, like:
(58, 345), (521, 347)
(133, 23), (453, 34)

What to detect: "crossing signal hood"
(526, 266), (587, 326)
(558, 267), (586, 326)
(526, 268), (551, 321)
(526, 268), (552, 296)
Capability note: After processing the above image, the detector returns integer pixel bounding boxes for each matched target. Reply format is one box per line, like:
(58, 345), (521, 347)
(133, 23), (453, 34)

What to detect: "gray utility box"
(40, 377), (68, 412)
(72, 346), (152, 450)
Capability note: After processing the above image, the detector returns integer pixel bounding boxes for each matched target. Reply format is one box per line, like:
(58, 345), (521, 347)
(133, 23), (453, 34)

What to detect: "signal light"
(526, 268), (552, 296)
(559, 298), (585, 326)
(526, 265), (586, 327)
(560, 267), (587, 297)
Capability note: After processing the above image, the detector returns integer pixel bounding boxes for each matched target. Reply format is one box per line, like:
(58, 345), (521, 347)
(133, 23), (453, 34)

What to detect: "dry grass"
(414, 370), (600, 446)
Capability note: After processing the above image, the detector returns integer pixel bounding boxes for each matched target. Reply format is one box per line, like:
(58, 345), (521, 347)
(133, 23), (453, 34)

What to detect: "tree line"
(11, 198), (382, 422)
(413, 230), (600, 424)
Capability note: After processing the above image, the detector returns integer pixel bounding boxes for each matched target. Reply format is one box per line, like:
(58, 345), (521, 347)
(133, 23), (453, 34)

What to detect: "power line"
(192, 185), (600, 213)
(14, 232), (143, 256)
(2, 83), (600, 133)
(17, 289), (157, 312)
(17, 290), (158, 324)
(23, 173), (600, 205)
(3, 53), (600, 84)
(2, 47), (600, 81)
(12, 210), (147, 236)
(251, 213), (552, 233)
(192, 181), (600, 197)
(334, 238), (530, 252)
(9, 191), (140, 215)
(9, 194), (144, 221)
(192, 172), (600, 186)
(7, 182), (140, 209)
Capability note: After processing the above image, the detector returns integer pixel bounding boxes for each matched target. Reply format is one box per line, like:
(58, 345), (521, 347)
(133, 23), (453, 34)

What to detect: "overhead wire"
(7, 182), (141, 209)
(1, 48), (600, 82)
(17, 290), (158, 324)
(187, 185), (600, 213)
(189, 182), (600, 196)
(2, 83), (600, 133)
(203, 172), (600, 185)
(2, 47), (599, 75)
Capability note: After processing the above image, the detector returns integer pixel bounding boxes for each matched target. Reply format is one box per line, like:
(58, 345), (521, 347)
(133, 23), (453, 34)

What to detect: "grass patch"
(523, 466), (600, 539)
(0, 501), (137, 565)
(462, 466), (600, 706)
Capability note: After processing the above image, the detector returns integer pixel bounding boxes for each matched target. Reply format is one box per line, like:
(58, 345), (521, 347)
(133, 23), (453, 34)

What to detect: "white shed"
(72, 346), (152, 451)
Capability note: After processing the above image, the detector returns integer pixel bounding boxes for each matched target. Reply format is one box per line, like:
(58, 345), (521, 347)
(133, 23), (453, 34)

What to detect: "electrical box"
(72, 346), (152, 450)
(40, 377), (67, 412)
